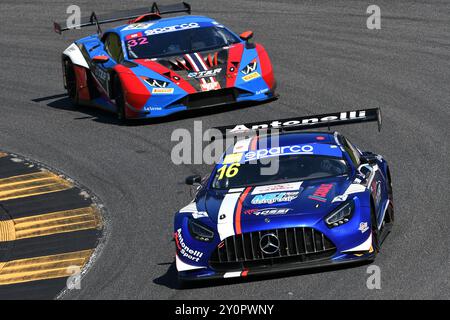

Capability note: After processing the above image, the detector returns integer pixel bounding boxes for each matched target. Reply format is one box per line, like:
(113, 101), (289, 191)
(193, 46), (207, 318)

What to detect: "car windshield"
(126, 26), (240, 59)
(211, 155), (349, 189)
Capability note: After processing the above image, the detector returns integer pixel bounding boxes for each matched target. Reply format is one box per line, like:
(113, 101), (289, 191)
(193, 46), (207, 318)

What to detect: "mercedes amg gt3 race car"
(54, 2), (276, 121)
(174, 108), (394, 281)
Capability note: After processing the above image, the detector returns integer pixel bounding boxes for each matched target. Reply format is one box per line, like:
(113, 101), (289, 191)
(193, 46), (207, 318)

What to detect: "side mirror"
(358, 164), (373, 180)
(92, 55), (110, 64)
(240, 30), (254, 41)
(185, 175), (202, 186)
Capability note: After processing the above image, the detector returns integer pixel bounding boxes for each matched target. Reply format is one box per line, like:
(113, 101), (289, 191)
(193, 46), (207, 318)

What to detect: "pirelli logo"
(242, 71), (261, 82)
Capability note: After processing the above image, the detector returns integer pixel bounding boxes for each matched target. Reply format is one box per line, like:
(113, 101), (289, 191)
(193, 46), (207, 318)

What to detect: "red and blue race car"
(54, 2), (277, 121)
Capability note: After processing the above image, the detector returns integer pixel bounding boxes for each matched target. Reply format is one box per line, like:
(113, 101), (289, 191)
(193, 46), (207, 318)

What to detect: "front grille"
(209, 227), (336, 271)
(185, 88), (236, 108)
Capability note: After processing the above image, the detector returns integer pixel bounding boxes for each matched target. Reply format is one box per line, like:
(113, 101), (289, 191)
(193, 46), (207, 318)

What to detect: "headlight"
(144, 77), (170, 88)
(188, 218), (214, 242)
(241, 60), (258, 75)
(325, 200), (355, 227)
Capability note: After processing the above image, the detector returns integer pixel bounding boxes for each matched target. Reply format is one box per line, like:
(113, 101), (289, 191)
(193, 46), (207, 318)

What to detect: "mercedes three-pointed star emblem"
(259, 233), (280, 255)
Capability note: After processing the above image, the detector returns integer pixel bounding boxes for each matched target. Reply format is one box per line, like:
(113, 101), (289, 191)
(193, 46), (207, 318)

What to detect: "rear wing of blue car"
(214, 108), (382, 137)
(53, 2), (191, 34)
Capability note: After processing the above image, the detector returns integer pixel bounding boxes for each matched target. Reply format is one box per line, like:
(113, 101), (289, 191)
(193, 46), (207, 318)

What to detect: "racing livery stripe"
(194, 52), (220, 87)
(184, 54), (207, 85)
(232, 138), (252, 153)
(217, 191), (242, 240)
(234, 187), (252, 235)
(134, 59), (196, 93)
(250, 135), (259, 151)
(226, 43), (244, 87)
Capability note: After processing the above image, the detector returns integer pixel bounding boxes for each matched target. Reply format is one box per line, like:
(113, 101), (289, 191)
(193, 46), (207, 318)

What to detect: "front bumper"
(177, 252), (375, 281)
(126, 87), (277, 119)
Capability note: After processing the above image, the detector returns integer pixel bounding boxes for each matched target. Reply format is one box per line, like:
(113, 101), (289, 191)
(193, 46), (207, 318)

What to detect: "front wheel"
(64, 60), (79, 107)
(371, 208), (380, 254)
(113, 77), (127, 123)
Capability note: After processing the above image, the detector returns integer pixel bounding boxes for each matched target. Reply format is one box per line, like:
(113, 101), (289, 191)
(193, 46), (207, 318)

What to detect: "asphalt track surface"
(0, 0), (449, 299)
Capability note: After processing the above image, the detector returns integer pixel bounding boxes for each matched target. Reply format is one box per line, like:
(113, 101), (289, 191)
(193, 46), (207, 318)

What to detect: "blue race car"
(54, 2), (276, 121)
(174, 108), (394, 281)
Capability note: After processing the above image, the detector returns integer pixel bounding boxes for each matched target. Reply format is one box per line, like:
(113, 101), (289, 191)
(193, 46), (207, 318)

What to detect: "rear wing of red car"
(53, 2), (191, 34)
(214, 108), (382, 137)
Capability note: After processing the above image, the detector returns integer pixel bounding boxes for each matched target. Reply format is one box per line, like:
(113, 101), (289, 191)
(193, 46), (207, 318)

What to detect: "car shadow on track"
(153, 260), (372, 290)
(33, 94), (278, 126)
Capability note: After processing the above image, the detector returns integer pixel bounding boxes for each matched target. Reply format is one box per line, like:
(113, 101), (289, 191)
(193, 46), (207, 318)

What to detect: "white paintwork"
(63, 43), (90, 69)
(175, 254), (205, 272)
(217, 191), (242, 240)
(342, 233), (372, 253)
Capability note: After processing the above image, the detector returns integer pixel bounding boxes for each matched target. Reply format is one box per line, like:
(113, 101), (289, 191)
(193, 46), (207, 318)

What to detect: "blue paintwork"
(72, 15), (275, 118)
(174, 132), (392, 279)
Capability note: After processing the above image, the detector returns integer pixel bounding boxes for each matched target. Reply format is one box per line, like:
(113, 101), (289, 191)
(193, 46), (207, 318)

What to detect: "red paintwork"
(255, 43), (276, 90)
(234, 186), (252, 235)
(135, 59), (197, 94)
(113, 64), (150, 117)
(225, 43), (245, 88)
(73, 65), (90, 101)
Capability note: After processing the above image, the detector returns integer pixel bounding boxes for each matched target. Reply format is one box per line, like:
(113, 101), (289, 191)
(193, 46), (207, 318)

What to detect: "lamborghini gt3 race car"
(54, 2), (276, 121)
(174, 108), (394, 281)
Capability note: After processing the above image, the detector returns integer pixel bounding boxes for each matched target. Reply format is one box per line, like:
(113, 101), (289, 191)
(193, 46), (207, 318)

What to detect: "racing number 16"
(217, 163), (240, 180)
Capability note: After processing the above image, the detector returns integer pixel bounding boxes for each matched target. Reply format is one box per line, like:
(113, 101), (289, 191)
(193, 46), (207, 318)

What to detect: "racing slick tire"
(113, 77), (127, 124)
(371, 206), (380, 254)
(64, 60), (79, 107)
(386, 168), (395, 223)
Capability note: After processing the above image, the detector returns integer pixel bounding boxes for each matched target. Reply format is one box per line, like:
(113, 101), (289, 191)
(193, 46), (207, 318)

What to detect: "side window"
(343, 137), (361, 166)
(104, 33), (124, 62)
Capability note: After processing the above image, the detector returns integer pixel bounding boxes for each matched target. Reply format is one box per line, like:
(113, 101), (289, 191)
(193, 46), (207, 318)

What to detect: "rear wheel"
(113, 77), (127, 123)
(64, 60), (79, 106)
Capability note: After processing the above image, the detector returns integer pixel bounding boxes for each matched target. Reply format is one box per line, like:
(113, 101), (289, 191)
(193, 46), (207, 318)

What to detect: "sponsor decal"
(251, 182), (302, 195)
(256, 88), (269, 95)
(251, 192), (299, 205)
(242, 71), (261, 82)
(200, 81), (221, 91)
(188, 68), (222, 79)
(174, 229), (203, 262)
(145, 22), (200, 35)
(241, 60), (258, 75)
(122, 23), (155, 31)
(308, 184), (334, 202)
(93, 67), (108, 82)
(372, 181), (381, 205)
(244, 145), (314, 161)
(244, 208), (291, 216)
(125, 32), (143, 40)
(143, 77), (169, 88)
(226, 110), (369, 134)
(359, 221), (369, 233)
(152, 88), (174, 94)
(222, 153), (243, 164)
(192, 211), (208, 219)
(144, 106), (162, 111)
